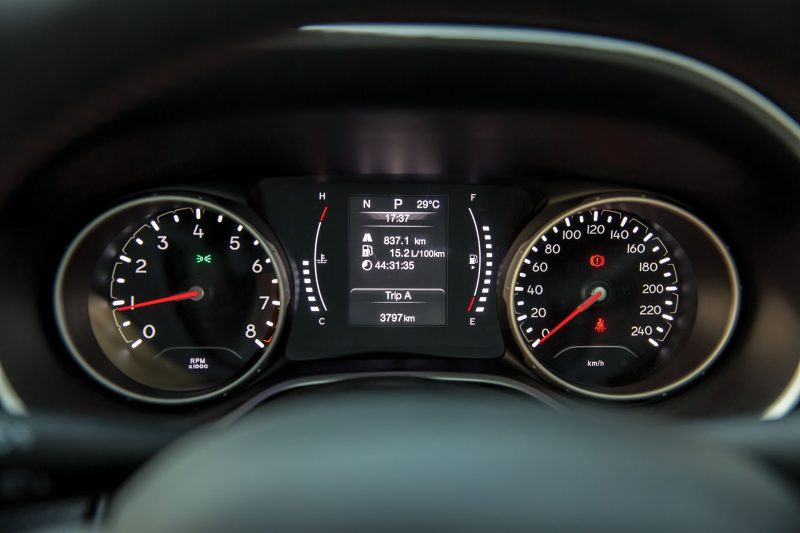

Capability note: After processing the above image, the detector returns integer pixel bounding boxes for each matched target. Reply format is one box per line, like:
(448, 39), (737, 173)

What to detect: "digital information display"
(258, 179), (539, 359)
(349, 195), (448, 326)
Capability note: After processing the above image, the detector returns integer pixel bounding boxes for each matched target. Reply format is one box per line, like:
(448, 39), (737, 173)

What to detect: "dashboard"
(1, 21), (799, 427)
(52, 181), (739, 406)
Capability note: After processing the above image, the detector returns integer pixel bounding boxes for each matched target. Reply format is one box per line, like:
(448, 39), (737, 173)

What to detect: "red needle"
(115, 290), (200, 312)
(535, 290), (603, 346)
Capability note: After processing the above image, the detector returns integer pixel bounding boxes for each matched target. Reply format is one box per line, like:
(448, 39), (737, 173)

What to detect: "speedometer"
(506, 196), (739, 400)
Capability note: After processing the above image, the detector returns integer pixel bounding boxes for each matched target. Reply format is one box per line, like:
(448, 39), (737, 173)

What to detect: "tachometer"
(506, 196), (739, 400)
(55, 195), (289, 404)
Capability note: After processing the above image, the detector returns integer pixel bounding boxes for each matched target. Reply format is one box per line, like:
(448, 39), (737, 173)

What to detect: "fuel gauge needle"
(533, 290), (603, 347)
(114, 290), (200, 311)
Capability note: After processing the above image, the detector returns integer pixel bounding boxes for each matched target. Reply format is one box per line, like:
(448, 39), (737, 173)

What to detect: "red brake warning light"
(589, 254), (606, 268)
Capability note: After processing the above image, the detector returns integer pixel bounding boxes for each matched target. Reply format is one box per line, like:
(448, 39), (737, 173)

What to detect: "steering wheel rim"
(105, 380), (800, 532)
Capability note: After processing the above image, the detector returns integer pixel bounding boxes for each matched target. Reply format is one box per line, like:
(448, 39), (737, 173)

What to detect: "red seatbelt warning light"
(589, 254), (606, 268)
(594, 318), (607, 333)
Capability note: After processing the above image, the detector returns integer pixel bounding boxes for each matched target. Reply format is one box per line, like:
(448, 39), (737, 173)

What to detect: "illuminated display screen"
(348, 195), (448, 326)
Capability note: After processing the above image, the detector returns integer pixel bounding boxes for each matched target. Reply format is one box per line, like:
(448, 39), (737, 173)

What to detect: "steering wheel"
(3, 380), (800, 531)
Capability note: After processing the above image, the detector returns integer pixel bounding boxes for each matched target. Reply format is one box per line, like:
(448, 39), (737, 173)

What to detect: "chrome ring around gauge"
(505, 195), (740, 400)
(55, 195), (290, 404)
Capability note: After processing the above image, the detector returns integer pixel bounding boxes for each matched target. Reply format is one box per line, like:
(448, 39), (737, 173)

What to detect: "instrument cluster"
(54, 179), (740, 404)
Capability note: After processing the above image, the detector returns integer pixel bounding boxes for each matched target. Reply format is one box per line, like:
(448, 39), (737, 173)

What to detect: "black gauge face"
(509, 202), (698, 395)
(56, 196), (288, 403)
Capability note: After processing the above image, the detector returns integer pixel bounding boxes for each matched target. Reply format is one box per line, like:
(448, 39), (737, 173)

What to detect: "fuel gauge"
(466, 205), (495, 319)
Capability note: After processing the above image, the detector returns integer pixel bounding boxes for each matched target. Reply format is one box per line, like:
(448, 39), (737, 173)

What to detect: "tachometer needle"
(533, 290), (603, 347)
(114, 290), (200, 312)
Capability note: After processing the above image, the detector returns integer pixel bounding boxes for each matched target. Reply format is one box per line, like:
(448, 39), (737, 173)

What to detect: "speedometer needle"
(534, 290), (603, 347)
(114, 290), (200, 312)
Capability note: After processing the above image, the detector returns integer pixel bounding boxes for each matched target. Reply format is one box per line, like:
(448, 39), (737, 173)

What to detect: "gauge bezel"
(54, 194), (291, 405)
(504, 195), (740, 401)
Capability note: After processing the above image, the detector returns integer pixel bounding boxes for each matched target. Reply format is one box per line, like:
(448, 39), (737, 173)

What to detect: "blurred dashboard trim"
(300, 24), (800, 161)
(217, 372), (567, 426)
(763, 362), (800, 421)
(0, 363), (27, 416)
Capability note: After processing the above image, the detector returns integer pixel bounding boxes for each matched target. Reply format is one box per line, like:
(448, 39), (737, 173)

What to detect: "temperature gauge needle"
(533, 290), (603, 347)
(114, 290), (200, 311)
